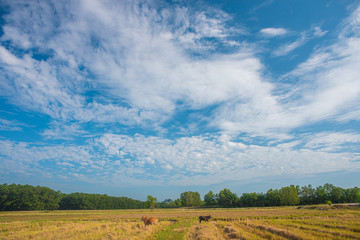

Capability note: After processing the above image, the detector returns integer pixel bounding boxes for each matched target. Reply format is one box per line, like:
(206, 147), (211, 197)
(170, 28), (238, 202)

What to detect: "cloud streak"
(260, 27), (288, 37)
(272, 26), (327, 57)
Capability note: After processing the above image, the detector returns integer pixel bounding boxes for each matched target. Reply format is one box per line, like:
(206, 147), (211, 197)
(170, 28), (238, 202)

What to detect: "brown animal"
(199, 215), (212, 223)
(141, 216), (158, 227)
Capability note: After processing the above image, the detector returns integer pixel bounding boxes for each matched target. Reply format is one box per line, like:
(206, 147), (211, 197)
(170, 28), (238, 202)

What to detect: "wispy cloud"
(273, 26), (327, 56)
(312, 26), (327, 37)
(273, 33), (307, 56)
(0, 0), (254, 130)
(283, 11), (360, 125)
(304, 132), (360, 152)
(0, 118), (27, 131)
(214, 7), (360, 138)
(260, 27), (288, 37)
(250, 0), (274, 14)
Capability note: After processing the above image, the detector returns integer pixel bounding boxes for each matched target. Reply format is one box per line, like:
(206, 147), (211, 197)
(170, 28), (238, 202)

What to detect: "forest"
(0, 183), (359, 211)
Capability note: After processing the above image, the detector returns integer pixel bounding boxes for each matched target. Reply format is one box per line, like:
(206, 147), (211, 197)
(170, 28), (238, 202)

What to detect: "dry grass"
(185, 222), (224, 240)
(1, 205), (360, 239)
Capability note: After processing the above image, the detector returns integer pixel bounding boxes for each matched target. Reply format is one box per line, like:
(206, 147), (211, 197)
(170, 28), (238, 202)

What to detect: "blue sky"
(0, 0), (360, 201)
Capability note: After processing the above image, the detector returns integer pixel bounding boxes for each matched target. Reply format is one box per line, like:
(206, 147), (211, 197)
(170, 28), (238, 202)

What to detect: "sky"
(0, 0), (360, 201)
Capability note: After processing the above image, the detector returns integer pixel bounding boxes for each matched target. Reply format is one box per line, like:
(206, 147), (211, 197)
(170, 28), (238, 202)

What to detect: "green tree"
(315, 185), (328, 204)
(344, 187), (360, 203)
(315, 183), (338, 204)
(160, 199), (177, 208)
(299, 184), (315, 205)
(204, 191), (217, 206)
(174, 198), (182, 207)
(265, 188), (281, 206)
(145, 195), (157, 210)
(180, 191), (202, 207)
(239, 192), (259, 207)
(0, 184), (61, 211)
(356, 192), (360, 203)
(0, 184), (9, 210)
(279, 185), (299, 206)
(59, 193), (144, 210)
(257, 193), (266, 207)
(218, 188), (238, 207)
(330, 186), (345, 203)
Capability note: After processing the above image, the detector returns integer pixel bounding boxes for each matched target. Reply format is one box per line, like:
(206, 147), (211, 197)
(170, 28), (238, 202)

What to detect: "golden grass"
(0, 205), (359, 239)
(185, 222), (225, 240)
(0, 219), (173, 240)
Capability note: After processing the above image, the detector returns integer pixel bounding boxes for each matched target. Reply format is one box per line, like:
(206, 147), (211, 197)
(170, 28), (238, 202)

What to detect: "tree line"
(0, 183), (144, 211)
(155, 184), (360, 208)
(0, 183), (359, 211)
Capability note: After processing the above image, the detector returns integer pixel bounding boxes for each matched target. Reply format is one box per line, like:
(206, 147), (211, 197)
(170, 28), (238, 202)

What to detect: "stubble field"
(1, 205), (360, 239)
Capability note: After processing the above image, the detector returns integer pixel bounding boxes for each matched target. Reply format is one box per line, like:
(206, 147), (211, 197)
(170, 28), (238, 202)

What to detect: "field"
(1, 205), (360, 239)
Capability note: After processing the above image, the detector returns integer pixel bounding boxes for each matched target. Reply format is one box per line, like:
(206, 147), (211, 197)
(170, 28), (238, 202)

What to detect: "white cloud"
(0, 0), (260, 130)
(341, 4), (360, 37)
(0, 118), (28, 131)
(260, 27), (288, 37)
(312, 26), (327, 37)
(0, 139), (96, 179)
(0, 0), (359, 143)
(1, 26), (32, 49)
(304, 132), (360, 151)
(273, 33), (307, 56)
(285, 22), (360, 125)
(273, 26), (327, 56)
(214, 7), (360, 138)
(0, 46), (22, 65)
(42, 122), (87, 140)
(95, 133), (360, 185)
(2, 132), (359, 186)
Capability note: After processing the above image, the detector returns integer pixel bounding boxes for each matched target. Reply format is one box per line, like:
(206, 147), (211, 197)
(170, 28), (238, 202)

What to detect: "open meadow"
(1, 204), (360, 239)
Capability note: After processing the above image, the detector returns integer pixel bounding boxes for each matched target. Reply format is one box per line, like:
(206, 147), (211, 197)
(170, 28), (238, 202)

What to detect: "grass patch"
(155, 218), (196, 240)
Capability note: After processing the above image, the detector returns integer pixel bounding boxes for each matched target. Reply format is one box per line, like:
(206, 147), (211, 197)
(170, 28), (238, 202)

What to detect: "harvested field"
(1, 205), (360, 239)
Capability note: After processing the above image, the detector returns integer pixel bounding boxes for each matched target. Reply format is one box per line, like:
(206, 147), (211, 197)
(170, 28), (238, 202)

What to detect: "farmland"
(1, 205), (360, 239)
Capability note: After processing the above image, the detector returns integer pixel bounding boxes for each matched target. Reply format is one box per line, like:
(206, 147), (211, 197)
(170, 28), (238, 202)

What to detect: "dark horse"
(199, 215), (212, 223)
